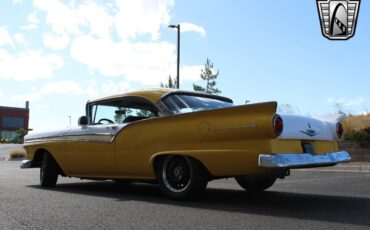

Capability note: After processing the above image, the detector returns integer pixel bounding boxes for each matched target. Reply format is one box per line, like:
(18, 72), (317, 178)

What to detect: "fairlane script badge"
(211, 123), (257, 131)
(300, 123), (319, 137)
(317, 0), (360, 40)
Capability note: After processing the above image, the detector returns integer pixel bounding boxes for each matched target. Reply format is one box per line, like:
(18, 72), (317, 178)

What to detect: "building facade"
(0, 102), (29, 142)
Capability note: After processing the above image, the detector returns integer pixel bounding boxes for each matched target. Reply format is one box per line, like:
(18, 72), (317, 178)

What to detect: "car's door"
(66, 96), (160, 177)
(66, 124), (118, 176)
(66, 102), (127, 177)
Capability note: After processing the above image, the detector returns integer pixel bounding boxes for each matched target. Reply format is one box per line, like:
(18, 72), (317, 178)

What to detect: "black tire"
(40, 153), (59, 187)
(235, 176), (276, 192)
(156, 155), (208, 199)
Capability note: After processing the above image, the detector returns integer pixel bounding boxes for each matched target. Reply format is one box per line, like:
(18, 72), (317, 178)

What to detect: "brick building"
(0, 102), (30, 141)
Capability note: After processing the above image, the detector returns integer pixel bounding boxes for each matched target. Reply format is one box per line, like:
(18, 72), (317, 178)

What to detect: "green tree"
(15, 128), (27, 143)
(160, 75), (177, 89)
(114, 107), (132, 123)
(137, 110), (154, 117)
(193, 58), (221, 95)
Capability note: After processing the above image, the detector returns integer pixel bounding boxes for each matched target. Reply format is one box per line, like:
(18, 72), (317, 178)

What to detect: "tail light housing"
(273, 114), (283, 136)
(336, 122), (344, 138)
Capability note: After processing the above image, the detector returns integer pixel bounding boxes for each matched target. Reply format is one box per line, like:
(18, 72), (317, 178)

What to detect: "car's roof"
(88, 88), (173, 103)
(87, 88), (233, 104)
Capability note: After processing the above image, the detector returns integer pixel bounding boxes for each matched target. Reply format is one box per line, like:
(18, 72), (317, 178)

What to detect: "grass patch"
(9, 149), (26, 159)
(343, 114), (370, 132)
(343, 114), (370, 144)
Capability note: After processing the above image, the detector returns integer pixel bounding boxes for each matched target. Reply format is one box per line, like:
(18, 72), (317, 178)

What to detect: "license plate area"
(302, 142), (315, 154)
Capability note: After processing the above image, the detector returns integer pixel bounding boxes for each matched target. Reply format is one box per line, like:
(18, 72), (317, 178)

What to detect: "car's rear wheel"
(235, 176), (276, 192)
(156, 155), (207, 199)
(40, 153), (59, 187)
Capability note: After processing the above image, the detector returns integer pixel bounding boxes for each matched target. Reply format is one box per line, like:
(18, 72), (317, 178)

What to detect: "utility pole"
(168, 24), (180, 89)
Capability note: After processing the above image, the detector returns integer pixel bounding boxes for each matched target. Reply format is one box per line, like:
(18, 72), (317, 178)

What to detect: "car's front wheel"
(156, 155), (207, 199)
(40, 153), (59, 187)
(235, 176), (276, 192)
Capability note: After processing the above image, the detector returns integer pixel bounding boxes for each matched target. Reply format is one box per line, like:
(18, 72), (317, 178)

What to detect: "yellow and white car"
(21, 89), (350, 199)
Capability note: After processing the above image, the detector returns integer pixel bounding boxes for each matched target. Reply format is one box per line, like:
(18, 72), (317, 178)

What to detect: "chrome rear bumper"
(259, 151), (351, 168)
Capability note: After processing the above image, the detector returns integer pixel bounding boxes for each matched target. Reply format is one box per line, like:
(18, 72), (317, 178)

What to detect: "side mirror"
(78, 116), (88, 126)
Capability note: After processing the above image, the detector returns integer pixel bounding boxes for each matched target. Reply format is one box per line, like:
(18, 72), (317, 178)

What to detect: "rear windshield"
(162, 94), (233, 114)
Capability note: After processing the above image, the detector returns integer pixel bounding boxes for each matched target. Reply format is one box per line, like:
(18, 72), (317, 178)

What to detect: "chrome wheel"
(162, 155), (191, 193)
(156, 155), (208, 199)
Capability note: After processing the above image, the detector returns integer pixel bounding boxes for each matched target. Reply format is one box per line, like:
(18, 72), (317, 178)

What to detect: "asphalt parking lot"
(0, 144), (24, 161)
(0, 161), (369, 230)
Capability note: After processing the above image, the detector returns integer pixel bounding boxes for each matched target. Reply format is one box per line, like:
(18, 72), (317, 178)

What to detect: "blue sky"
(0, 0), (369, 132)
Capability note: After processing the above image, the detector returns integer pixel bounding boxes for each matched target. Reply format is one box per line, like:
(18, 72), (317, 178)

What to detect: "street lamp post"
(168, 24), (180, 89)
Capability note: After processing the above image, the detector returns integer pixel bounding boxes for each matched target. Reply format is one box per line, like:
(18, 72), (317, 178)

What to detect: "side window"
(162, 94), (233, 114)
(112, 107), (157, 123)
(89, 97), (159, 125)
(125, 108), (156, 118)
(91, 105), (120, 124)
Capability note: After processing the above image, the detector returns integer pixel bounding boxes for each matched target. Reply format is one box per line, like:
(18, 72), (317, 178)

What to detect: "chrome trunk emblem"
(300, 123), (319, 137)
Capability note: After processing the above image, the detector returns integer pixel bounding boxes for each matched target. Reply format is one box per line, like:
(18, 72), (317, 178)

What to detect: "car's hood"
(279, 114), (340, 141)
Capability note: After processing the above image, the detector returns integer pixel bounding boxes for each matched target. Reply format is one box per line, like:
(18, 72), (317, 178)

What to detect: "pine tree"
(193, 58), (221, 95)
(160, 75), (177, 89)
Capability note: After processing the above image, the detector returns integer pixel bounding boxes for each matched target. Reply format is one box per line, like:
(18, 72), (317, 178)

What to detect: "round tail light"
(336, 122), (344, 138)
(273, 114), (283, 136)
